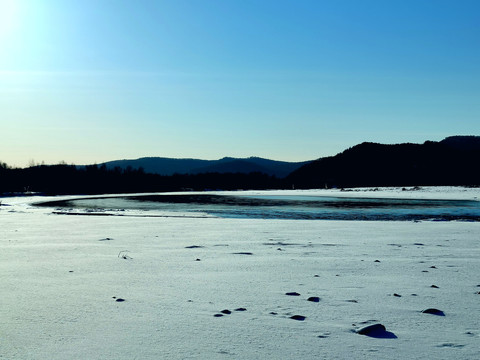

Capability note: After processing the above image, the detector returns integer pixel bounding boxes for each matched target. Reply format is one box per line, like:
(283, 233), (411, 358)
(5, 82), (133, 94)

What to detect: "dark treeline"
(0, 163), (283, 195)
(287, 138), (480, 188)
(2, 136), (479, 195)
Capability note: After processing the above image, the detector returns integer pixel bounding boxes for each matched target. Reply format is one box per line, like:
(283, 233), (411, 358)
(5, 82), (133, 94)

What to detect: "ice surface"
(1, 187), (479, 359)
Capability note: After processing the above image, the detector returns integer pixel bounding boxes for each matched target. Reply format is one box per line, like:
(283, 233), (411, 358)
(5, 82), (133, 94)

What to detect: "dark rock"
(307, 296), (320, 302)
(374, 260), (381, 263)
(214, 314), (224, 317)
(357, 323), (385, 334)
(357, 323), (397, 338)
(269, 312), (278, 315)
(185, 245), (204, 249)
(195, 258), (201, 261)
(314, 274), (320, 277)
(232, 252), (253, 255)
(430, 266), (437, 269)
(115, 298), (125, 302)
(286, 292), (301, 296)
(221, 309), (231, 314)
(393, 293), (401, 297)
(290, 315), (306, 321)
(235, 308), (247, 312)
(422, 308), (445, 316)
(431, 285), (439, 288)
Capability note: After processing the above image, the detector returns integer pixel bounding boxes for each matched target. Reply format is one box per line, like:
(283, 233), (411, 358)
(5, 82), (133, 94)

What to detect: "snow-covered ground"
(1, 187), (479, 359)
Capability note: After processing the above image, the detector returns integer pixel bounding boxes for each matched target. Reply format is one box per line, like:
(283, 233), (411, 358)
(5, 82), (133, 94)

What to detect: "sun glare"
(0, 0), (20, 40)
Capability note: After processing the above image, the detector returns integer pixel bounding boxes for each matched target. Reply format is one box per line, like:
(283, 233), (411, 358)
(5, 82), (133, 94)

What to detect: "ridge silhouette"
(1, 136), (478, 195)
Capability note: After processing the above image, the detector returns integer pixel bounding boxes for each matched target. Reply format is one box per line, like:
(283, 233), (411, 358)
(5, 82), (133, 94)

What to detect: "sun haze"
(0, 0), (19, 37)
(1, 0), (479, 167)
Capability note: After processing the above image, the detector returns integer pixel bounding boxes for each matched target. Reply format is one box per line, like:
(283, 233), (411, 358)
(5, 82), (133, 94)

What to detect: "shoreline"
(6, 186), (479, 223)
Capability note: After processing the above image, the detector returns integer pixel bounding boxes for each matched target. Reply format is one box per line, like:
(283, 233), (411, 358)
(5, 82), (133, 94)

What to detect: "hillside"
(287, 136), (480, 188)
(2, 136), (479, 196)
(97, 157), (310, 178)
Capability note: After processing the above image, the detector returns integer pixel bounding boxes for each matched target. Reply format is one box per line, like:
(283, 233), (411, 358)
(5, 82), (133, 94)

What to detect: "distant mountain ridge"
(81, 135), (480, 187)
(97, 156), (311, 178)
(287, 135), (480, 188)
(2, 135), (479, 196)
(439, 135), (480, 151)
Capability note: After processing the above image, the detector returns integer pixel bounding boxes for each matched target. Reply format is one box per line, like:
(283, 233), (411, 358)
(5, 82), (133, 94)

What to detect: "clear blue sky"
(1, 0), (479, 166)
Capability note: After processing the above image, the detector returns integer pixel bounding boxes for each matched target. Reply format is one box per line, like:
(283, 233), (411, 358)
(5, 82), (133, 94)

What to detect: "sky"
(1, 0), (479, 167)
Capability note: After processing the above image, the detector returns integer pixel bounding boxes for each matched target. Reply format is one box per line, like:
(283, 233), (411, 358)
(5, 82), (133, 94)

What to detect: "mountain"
(97, 157), (311, 178)
(440, 135), (480, 151)
(3, 136), (479, 196)
(98, 158), (211, 176)
(287, 136), (480, 188)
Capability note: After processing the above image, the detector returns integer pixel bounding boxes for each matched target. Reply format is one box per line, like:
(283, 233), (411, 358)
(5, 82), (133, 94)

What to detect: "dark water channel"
(40, 194), (480, 221)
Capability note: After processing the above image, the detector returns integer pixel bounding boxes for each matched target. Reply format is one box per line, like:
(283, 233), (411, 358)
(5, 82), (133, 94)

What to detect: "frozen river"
(38, 193), (480, 221)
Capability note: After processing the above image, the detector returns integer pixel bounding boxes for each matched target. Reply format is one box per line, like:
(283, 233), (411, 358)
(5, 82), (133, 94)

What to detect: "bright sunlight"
(0, 0), (20, 41)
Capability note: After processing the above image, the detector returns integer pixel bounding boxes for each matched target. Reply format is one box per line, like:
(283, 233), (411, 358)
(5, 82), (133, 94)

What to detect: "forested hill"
(97, 157), (310, 178)
(286, 136), (480, 188)
(1, 136), (479, 195)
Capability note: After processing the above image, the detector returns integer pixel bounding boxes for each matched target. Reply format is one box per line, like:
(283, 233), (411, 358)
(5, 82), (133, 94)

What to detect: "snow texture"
(1, 187), (479, 359)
